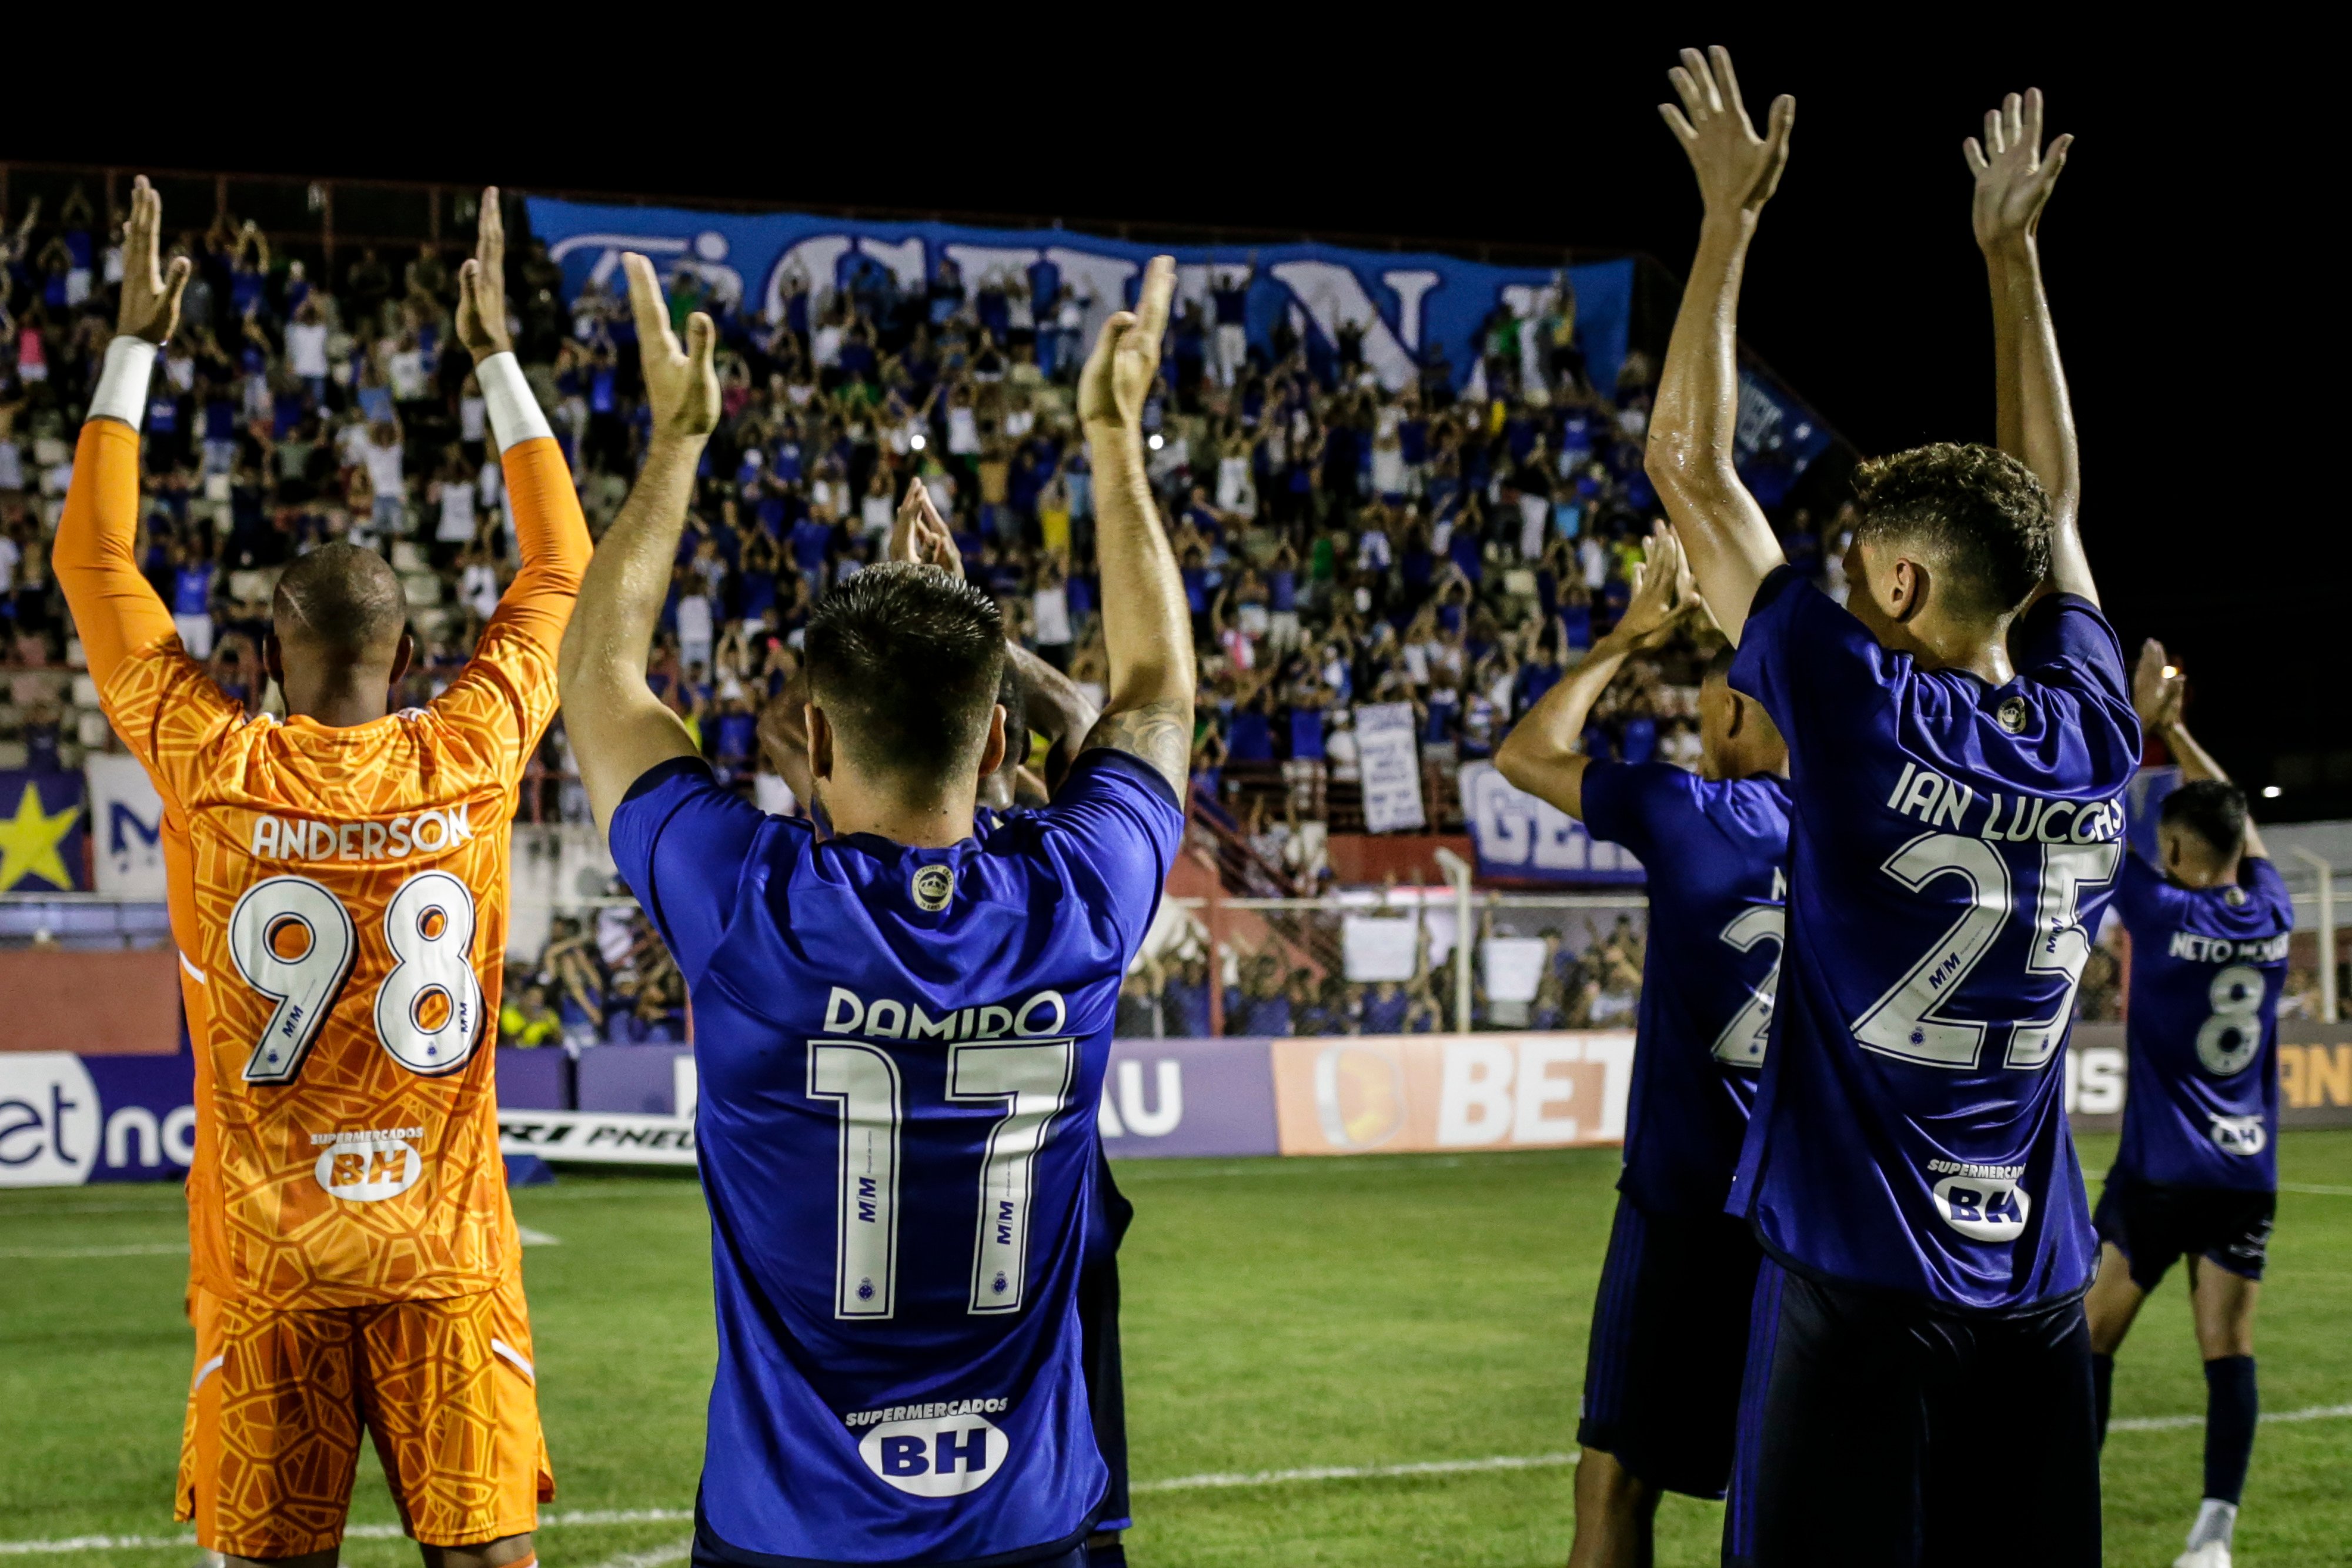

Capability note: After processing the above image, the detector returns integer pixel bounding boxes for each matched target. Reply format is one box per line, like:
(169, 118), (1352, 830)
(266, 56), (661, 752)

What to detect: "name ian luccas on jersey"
(1883, 761), (2124, 844)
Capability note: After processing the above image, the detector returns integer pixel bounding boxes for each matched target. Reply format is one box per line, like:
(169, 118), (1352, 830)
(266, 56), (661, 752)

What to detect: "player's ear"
(388, 630), (415, 687)
(262, 633), (285, 686)
(1725, 691), (1748, 741)
(977, 704), (1009, 782)
(806, 703), (833, 782)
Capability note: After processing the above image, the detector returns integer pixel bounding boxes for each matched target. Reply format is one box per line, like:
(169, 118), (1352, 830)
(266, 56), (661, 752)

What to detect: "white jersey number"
(812, 1037), (1077, 1321)
(1710, 904), (1786, 1068)
(228, 872), (486, 1084)
(2196, 965), (2266, 1076)
(1853, 832), (2116, 1072)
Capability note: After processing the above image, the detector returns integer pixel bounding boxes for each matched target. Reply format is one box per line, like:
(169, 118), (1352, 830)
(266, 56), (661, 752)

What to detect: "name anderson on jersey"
(248, 805), (479, 862)
(1884, 761), (2123, 844)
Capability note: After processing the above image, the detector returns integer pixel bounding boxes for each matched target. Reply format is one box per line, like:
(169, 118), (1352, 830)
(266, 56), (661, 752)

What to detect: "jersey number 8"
(228, 871), (485, 1085)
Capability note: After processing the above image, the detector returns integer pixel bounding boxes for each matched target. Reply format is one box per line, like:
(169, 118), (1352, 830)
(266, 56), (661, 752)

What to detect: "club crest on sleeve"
(910, 864), (956, 913)
(2224, 885), (2247, 907)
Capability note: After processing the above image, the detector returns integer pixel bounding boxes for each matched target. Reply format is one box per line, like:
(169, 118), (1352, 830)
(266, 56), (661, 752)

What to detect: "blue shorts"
(1577, 1193), (1759, 1499)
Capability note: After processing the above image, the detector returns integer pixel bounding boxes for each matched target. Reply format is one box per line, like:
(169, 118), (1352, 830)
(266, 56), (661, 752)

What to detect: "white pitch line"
(2112, 1400), (2352, 1433)
(0, 1508), (692, 1557)
(2277, 1182), (2352, 1196)
(1135, 1450), (1578, 1492)
(518, 1225), (562, 1246)
(11, 1408), (2352, 1559)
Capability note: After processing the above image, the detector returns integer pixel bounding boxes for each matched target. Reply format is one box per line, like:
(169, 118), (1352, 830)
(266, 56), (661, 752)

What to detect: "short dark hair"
(1851, 442), (2050, 617)
(1701, 644), (1739, 685)
(2161, 779), (2249, 858)
(272, 543), (407, 660)
(805, 563), (1005, 785)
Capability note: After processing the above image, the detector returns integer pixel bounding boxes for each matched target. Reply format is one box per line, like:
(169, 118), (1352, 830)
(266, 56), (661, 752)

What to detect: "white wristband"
(477, 350), (553, 453)
(89, 336), (158, 430)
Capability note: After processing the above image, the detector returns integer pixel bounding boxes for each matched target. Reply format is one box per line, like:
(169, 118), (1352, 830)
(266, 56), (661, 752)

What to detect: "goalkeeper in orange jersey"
(52, 178), (586, 1568)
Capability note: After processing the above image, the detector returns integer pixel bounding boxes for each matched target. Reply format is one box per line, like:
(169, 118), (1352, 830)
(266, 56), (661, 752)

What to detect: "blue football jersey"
(2108, 852), (2291, 1191)
(1580, 763), (1791, 1217)
(609, 749), (1183, 1564)
(1726, 569), (2140, 1310)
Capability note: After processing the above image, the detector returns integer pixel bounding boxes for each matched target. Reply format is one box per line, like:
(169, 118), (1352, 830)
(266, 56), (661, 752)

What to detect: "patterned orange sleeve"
(52, 419), (238, 801)
(432, 436), (590, 773)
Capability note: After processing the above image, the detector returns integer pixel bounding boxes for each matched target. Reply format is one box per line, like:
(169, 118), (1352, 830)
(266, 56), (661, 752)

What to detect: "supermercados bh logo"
(2207, 1112), (2267, 1157)
(312, 1126), (423, 1202)
(848, 1399), (1012, 1496)
(1928, 1159), (2032, 1242)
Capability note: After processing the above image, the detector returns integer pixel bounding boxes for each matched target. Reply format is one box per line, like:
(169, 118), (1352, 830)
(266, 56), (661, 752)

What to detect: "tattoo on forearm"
(1081, 698), (1192, 797)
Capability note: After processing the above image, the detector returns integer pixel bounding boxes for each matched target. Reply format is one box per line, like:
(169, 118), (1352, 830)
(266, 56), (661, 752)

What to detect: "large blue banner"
(526, 198), (1636, 396)
(1459, 760), (1647, 887)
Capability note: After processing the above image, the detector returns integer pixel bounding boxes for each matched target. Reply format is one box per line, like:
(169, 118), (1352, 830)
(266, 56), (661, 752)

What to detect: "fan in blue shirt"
(558, 255), (1192, 1568)
(2083, 643), (2292, 1565)
(1648, 53), (2123, 1567)
(1496, 521), (1789, 1562)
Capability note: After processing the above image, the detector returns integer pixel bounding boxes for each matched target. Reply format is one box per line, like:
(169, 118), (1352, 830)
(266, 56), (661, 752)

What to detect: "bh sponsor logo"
(854, 1405), (1011, 1497)
(1929, 1161), (2032, 1242)
(2207, 1112), (2267, 1158)
(313, 1128), (424, 1201)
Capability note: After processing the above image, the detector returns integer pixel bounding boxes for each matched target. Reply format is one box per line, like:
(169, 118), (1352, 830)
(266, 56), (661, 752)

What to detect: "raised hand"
(890, 480), (964, 579)
(2132, 638), (2183, 730)
(455, 187), (514, 363)
(116, 176), (191, 347)
(1618, 521), (1690, 646)
(1077, 254), (1175, 429)
(1966, 88), (2071, 252)
(1660, 46), (1795, 223)
(622, 252), (719, 442)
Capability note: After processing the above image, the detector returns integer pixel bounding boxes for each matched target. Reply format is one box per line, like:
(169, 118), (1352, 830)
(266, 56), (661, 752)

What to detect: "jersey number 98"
(228, 872), (486, 1085)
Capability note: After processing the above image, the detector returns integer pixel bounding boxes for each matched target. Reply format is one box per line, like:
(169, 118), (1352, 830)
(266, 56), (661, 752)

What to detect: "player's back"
(106, 631), (552, 1309)
(1579, 762), (1790, 1216)
(609, 748), (1182, 1564)
(1728, 567), (2140, 1309)
(2110, 852), (2291, 1191)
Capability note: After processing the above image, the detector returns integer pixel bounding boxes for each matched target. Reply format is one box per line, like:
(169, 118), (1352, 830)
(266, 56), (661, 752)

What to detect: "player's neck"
(279, 677), (393, 728)
(1889, 611), (2013, 686)
(817, 775), (977, 849)
(2168, 851), (2240, 891)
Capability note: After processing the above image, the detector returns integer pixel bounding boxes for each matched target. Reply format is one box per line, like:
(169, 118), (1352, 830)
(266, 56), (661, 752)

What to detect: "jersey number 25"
(228, 871), (485, 1085)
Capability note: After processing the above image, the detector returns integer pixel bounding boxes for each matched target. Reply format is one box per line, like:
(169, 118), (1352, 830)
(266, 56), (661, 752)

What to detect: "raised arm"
(1494, 521), (1689, 819)
(455, 187), (590, 658)
(1644, 46), (1793, 641)
(1075, 255), (1194, 793)
(557, 253), (720, 833)
(2133, 639), (2264, 858)
(1966, 89), (2089, 604)
(52, 175), (190, 688)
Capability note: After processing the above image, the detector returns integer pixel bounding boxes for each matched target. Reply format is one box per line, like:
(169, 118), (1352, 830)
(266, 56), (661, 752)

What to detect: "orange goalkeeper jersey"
(54, 417), (589, 1310)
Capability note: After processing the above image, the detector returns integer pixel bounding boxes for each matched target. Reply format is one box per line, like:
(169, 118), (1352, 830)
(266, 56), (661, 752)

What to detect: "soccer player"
(556, 252), (1190, 1566)
(2084, 643), (2291, 1568)
(54, 180), (584, 1568)
(756, 485), (1142, 1566)
(1646, 53), (2137, 1565)
(1494, 521), (1789, 1568)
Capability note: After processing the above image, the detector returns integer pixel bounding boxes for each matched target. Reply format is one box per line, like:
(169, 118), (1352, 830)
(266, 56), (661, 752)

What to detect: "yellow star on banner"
(0, 780), (82, 893)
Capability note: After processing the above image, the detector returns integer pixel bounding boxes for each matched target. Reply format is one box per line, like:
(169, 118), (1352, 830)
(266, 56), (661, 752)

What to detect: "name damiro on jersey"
(820, 985), (1070, 1041)
(1884, 760), (2123, 843)
(2170, 932), (2291, 964)
(246, 804), (479, 862)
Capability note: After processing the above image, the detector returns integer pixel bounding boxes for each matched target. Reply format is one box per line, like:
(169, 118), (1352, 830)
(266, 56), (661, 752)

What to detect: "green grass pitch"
(4, 1133), (2350, 1565)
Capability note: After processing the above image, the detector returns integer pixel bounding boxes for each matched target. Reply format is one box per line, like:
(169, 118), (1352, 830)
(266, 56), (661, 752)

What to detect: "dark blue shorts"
(1576, 1193), (1760, 1499)
(1721, 1261), (2099, 1567)
(2093, 1175), (2275, 1291)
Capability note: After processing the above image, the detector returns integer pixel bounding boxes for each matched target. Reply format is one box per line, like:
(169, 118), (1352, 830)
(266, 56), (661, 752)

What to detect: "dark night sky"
(18, 28), (2337, 813)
